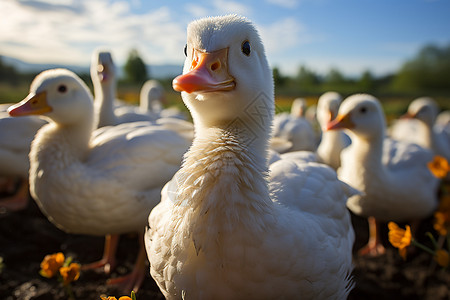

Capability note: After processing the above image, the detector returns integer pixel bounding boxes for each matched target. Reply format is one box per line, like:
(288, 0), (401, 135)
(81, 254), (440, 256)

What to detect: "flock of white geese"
(1, 14), (449, 299)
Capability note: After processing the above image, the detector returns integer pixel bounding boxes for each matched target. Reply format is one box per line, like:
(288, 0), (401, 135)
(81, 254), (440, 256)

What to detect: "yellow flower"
(434, 211), (449, 236)
(40, 252), (65, 278)
(427, 155), (450, 178)
(388, 222), (412, 260)
(434, 195), (450, 236)
(59, 263), (81, 285)
(100, 297), (132, 300)
(434, 250), (449, 268)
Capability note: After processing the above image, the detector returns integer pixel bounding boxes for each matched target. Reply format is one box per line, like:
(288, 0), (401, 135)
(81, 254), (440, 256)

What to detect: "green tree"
(273, 67), (287, 87)
(392, 44), (450, 93)
(0, 56), (20, 85)
(324, 68), (346, 85)
(295, 65), (320, 92)
(124, 49), (148, 85)
(358, 70), (375, 92)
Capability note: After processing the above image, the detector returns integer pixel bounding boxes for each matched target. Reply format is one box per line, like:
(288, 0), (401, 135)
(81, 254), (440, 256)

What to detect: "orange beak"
(325, 113), (354, 131)
(173, 47), (235, 94)
(400, 112), (413, 119)
(321, 109), (337, 131)
(8, 91), (52, 117)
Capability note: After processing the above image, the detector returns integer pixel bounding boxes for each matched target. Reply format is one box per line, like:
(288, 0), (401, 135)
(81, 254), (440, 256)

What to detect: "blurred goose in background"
(146, 15), (356, 299)
(8, 68), (191, 292)
(435, 110), (450, 149)
(327, 94), (439, 256)
(0, 105), (46, 210)
(391, 97), (450, 161)
(91, 50), (158, 128)
(272, 97), (317, 153)
(140, 79), (187, 120)
(315, 91), (350, 170)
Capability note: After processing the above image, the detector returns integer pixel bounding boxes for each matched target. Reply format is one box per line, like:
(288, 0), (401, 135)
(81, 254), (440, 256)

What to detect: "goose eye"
(184, 44), (187, 57)
(241, 41), (251, 56)
(57, 85), (67, 93)
(360, 107), (367, 114)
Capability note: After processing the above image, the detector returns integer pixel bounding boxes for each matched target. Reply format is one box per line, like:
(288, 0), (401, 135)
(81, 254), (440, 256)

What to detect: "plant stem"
(64, 283), (76, 300)
(412, 240), (435, 256)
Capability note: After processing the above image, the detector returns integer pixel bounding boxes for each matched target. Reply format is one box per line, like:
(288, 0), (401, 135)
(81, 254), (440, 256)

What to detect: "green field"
(1, 80), (449, 125)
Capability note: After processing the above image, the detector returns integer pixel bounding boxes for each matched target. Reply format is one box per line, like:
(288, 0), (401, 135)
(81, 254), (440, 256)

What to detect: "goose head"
(405, 97), (438, 127)
(290, 98), (306, 118)
(326, 94), (386, 141)
(173, 15), (274, 134)
(140, 80), (165, 112)
(316, 91), (342, 130)
(91, 50), (116, 85)
(8, 69), (94, 126)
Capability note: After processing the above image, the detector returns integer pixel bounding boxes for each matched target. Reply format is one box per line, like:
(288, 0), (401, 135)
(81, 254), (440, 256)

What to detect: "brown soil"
(0, 196), (449, 299)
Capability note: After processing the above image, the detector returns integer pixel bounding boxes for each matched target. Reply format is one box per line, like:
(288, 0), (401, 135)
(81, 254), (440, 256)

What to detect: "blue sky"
(1, 0), (449, 76)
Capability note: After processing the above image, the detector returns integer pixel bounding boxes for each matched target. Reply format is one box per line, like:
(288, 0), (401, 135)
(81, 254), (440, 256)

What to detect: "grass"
(1, 81), (449, 123)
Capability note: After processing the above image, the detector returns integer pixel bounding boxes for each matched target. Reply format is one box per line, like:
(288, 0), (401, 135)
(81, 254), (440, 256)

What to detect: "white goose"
(91, 50), (157, 128)
(140, 79), (187, 120)
(316, 91), (350, 170)
(0, 107), (46, 210)
(8, 69), (191, 291)
(398, 97), (450, 161)
(435, 110), (450, 152)
(145, 15), (356, 299)
(436, 110), (450, 134)
(272, 97), (317, 153)
(327, 94), (439, 255)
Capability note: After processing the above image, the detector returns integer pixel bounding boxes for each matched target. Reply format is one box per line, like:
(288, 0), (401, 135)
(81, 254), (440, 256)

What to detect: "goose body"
(0, 104), (47, 210)
(140, 79), (187, 120)
(0, 108), (46, 179)
(436, 110), (450, 135)
(329, 94), (438, 221)
(390, 97), (450, 160)
(8, 68), (191, 236)
(272, 98), (317, 153)
(327, 94), (439, 254)
(146, 15), (355, 299)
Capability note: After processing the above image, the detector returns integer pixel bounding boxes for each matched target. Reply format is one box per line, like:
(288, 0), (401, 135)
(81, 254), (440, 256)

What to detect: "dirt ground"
(0, 194), (449, 300)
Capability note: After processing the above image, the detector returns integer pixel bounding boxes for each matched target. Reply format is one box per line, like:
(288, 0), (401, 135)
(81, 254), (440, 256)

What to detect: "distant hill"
(1, 55), (182, 79)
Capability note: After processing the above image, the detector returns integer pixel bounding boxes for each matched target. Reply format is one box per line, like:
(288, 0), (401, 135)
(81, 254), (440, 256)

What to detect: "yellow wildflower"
(59, 262), (81, 285)
(434, 195), (450, 236)
(427, 155), (450, 178)
(434, 250), (449, 268)
(434, 211), (449, 236)
(40, 252), (65, 278)
(100, 291), (135, 300)
(388, 222), (412, 260)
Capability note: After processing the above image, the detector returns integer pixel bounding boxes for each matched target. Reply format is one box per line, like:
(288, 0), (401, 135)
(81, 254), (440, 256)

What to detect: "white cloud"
(184, 3), (211, 18)
(0, 0), (186, 67)
(258, 17), (309, 55)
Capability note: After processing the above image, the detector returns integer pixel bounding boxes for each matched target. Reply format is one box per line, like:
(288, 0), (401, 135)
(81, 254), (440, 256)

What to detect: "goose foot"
(107, 240), (147, 293)
(358, 216), (386, 257)
(82, 234), (119, 274)
(357, 242), (386, 256)
(0, 179), (29, 212)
